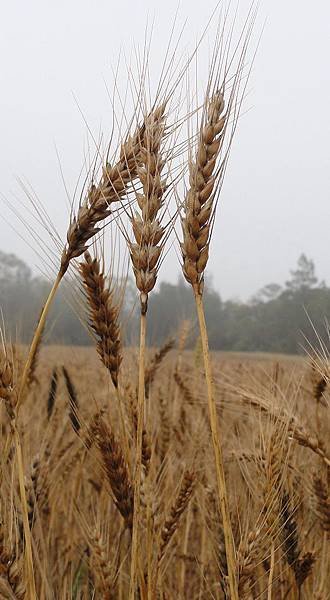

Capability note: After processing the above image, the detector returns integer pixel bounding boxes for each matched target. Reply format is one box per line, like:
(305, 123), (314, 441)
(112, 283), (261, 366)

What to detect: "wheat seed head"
(80, 250), (122, 388)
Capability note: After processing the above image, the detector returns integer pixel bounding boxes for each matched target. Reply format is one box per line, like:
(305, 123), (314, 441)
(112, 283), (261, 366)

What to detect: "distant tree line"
(0, 250), (88, 345)
(0, 250), (329, 354)
(147, 254), (330, 353)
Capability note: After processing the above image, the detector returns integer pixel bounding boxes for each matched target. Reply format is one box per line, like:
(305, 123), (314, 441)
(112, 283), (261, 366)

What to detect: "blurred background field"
(1, 339), (328, 598)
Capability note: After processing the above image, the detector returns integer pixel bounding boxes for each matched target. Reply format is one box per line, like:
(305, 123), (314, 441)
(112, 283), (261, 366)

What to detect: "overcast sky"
(0, 0), (329, 300)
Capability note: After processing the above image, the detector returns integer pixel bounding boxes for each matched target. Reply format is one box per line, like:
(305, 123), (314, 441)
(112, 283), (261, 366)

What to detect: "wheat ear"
(16, 119), (146, 413)
(280, 492), (311, 591)
(158, 471), (196, 564)
(313, 475), (330, 534)
(180, 92), (225, 293)
(179, 92), (238, 599)
(0, 525), (26, 599)
(79, 250), (131, 465)
(61, 124), (145, 274)
(150, 471), (196, 596)
(95, 418), (134, 530)
(88, 528), (116, 600)
(128, 103), (167, 599)
(237, 529), (261, 599)
(80, 251), (122, 388)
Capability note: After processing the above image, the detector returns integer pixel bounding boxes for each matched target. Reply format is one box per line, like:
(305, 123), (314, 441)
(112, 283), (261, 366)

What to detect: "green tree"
(252, 283), (283, 303)
(286, 254), (318, 292)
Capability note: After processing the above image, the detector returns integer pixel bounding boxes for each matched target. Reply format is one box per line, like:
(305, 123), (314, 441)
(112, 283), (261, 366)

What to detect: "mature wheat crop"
(1, 6), (329, 600)
(0, 346), (329, 598)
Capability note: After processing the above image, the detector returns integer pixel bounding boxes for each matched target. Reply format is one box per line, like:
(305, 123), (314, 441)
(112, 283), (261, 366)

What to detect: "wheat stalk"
(145, 338), (175, 398)
(16, 114), (151, 414)
(1, 354), (36, 598)
(177, 21), (253, 589)
(127, 102), (169, 599)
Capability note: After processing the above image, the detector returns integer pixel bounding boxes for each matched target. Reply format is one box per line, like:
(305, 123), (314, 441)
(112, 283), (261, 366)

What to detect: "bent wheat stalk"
(16, 119), (148, 413)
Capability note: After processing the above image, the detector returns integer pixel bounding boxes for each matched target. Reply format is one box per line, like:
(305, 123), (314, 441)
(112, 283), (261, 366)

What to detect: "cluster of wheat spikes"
(1, 8), (329, 600)
(1, 336), (330, 599)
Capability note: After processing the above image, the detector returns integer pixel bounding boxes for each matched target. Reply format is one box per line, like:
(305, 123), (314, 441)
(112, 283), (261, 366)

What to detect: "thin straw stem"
(129, 312), (147, 599)
(268, 542), (275, 599)
(17, 271), (63, 413)
(194, 290), (238, 600)
(14, 426), (36, 599)
(116, 386), (131, 470)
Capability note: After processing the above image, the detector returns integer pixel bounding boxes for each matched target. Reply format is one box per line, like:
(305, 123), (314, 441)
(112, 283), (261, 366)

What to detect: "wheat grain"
(95, 418), (134, 530)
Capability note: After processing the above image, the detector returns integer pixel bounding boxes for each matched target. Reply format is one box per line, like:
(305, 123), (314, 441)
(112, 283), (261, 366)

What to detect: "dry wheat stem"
(13, 426), (36, 599)
(129, 312), (147, 600)
(179, 501), (193, 596)
(16, 272), (62, 414)
(178, 86), (238, 597)
(194, 292), (238, 600)
(267, 542), (275, 600)
(146, 471), (155, 600)
(145, 337), (175, 398)
(129, 104), (168, 598)
(26, 306), (45, 389)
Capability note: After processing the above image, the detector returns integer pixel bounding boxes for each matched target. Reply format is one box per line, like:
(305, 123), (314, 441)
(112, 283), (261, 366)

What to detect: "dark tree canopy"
(0, 250), (329, 354)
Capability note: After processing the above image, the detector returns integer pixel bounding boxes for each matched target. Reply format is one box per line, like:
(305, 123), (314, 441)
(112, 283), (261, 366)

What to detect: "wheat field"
(0, 344), (329, 598)
(0, 7), (329, 599)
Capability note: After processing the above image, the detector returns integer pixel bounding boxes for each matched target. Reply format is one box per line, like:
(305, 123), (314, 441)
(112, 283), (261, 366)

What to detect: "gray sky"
(0, 0), (329, 300)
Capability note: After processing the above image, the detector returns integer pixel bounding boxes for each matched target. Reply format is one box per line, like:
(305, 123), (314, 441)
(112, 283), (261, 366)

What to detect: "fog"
(0, 0), (329, 300)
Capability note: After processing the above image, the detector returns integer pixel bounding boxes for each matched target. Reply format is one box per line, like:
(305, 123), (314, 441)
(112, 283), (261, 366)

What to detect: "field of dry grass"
(1, 8), (329, 599)
(0, 343), (329, 599)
